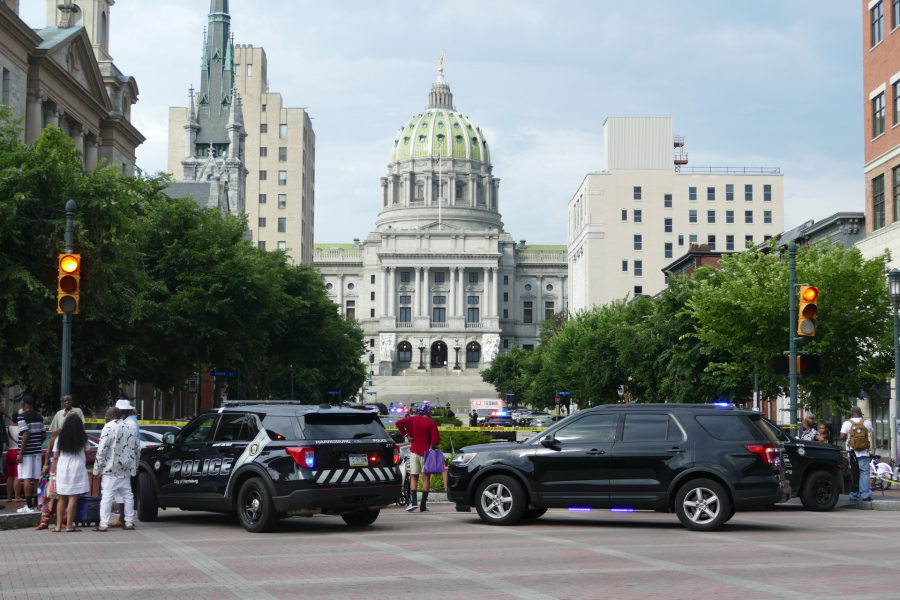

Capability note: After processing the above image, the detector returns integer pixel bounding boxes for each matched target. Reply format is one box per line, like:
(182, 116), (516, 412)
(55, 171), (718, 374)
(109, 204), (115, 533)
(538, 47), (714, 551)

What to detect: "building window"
(874, 93), (886, 138)
(745, 185), (753, 201)
(764, 210), (772, 224)
(258, 241), (265, 250)
(707, 210), (716, 224)
(634, 286), (642, 297)
(503, 275), (509, 285)
(456, 186), (463, 199)
(467, 307), (480, 323)
(689, 234), (697, 244)
(746, 235), (754, 245)
(524, 301), (533, 323)
(469, 271), (478, 283)
(764, 235), (772, 242)
(764, 184), (772, 202)
(678, 234), (684, 246)
(372, 291), (377, 301)
(663, 193), (673, 208)
(621, 209), (627, 221)
(371, 274), (376, 284)
(633, 186), (641, 200)
(874, 174), (886, 230)
(277, 241), (286, 251)
(400, 271), (411, 283)
(468, 296), (479, 304)
(278, 171), (287, 186)
(259, 170), (267, 180)
(259, 194), (267, 204)
(398, 342), (412, 362)
(503, 292), (509, 301)
(873, 0), (884, 47)
(689, 209), (697, 223)
(467, 342), (481, 362)
(544, 301), (554, 321)
(726, 184), (734, 201)
(634, 234), (642, 250)
(247, 64), (253, 76)
(399, 295), (410, 304)
(258, 218), (266, 227)
(622, 260), (628, 272)
(260, 124), (268, 134)
(370, 308), (375, 318)
(279, 124), (288, 139)
(503, 339), (509, 349)
(664, 242), (673, 259)
(726, 235), (734, 251)
(745, 210), (753, 224)
(260, 147), (268, 157)
(726, 209), (734, 223)
(634, 260), (643, 277)
(399, 307), (411, 322)
(524, 284), (532, 291)
(345, 300), (355, 319)
(664, 218), (672, 233)
(434, 271), (445, 283)
(634, 209), (642, 223)
(894, 0), (900, 29)
(279, 147), (287, 162)
(707, 235), (716, 251)
(503, 309), (508, 319)
(689, 187), (697, 201)
(895, 82), (900, 125)
(278, 194), (286, 209)
(707, 187), (715, 201)
(262, 104), (267, 112)
(277, 218), (286, 232)
(893, 166), (900, 222)
(433, 307), (446, 323)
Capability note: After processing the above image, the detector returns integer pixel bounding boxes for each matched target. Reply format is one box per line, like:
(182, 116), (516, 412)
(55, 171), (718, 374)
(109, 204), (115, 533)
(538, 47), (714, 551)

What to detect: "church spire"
(198, 0), (232, 116)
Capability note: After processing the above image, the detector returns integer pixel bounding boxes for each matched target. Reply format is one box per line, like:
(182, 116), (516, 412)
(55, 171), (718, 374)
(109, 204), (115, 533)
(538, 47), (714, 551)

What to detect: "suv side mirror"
(540, 435), (558, 448)
(164, 432), (176, 445)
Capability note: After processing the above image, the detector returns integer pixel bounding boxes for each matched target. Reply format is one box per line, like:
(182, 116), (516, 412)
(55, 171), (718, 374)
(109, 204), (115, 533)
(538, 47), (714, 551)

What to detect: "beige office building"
(568, 117), (784, 310)
(166, 2), (314, 263)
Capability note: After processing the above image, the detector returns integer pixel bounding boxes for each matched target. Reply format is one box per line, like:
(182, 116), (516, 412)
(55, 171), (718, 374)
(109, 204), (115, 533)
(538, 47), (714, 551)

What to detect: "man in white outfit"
(92, 405), (140, 531)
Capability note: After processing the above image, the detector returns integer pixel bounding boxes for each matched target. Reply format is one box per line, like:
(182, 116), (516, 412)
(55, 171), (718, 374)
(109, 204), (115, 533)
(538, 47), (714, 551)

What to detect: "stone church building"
(314, 65), (567, 379)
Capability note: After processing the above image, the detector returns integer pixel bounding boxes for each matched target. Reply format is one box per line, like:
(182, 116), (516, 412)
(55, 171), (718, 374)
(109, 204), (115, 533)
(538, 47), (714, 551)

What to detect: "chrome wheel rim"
(683, 487), (720, 524)
(243, 490), (262, 523)
(481, 482), (513, 519)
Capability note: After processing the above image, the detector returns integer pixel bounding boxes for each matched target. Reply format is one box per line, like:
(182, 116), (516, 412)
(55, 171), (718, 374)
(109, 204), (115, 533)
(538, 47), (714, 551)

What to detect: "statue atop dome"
(438, 51), (445, 73)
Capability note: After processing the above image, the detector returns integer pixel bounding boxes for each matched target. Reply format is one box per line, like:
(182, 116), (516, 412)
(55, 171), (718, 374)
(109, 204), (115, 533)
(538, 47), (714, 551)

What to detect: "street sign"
(367, 391), (377, 395)
(557, 391), (572, 395)
(210, 371), (237, 377)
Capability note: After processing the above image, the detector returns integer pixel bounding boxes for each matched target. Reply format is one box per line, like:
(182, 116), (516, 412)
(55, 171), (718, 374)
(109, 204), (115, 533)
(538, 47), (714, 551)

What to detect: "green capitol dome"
(389, 71), (491, 165)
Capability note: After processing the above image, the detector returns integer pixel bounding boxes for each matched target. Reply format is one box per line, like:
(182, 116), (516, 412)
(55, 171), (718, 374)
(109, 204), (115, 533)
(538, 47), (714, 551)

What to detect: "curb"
(0, 512), (41, 529)
(838, 496), (900, 511)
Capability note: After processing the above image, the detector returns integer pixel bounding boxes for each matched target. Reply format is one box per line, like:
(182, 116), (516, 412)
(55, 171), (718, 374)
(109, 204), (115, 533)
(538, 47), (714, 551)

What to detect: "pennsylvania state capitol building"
(314, 63), (567, 378)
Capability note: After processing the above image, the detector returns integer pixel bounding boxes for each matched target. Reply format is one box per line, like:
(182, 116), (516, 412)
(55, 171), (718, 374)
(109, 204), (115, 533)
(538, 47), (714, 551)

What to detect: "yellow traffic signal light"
(57, 253), (80, 314)
(797, 285), (818, 336)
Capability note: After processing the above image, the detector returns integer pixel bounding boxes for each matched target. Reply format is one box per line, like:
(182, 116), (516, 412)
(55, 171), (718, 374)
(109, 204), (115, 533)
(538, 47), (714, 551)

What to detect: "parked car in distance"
(516, 412), (550, 426)
(527, 415), (563, 428)
(484, 415), (515, 428)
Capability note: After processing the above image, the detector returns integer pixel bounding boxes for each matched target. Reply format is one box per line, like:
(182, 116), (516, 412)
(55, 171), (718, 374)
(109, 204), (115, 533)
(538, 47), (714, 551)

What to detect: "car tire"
(674, 478), (731, 532)
(522, 508), (547, 520)
(237, 478), (279, 533)
(137, 471), (158, 522)
(474, 475), (527, 526)
(342, 510), (380, 527)
(799, 471), (839, 512)
(723, 506), (736, 523)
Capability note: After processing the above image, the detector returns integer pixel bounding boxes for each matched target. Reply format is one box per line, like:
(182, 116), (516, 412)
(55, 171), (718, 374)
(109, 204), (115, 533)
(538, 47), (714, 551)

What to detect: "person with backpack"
(840, 406), (874, 502)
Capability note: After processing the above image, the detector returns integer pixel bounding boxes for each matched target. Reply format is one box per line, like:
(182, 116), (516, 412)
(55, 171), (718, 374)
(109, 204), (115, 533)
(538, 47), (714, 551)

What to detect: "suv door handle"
(667, 448), (686, 453)
(586, 449), (605, 456)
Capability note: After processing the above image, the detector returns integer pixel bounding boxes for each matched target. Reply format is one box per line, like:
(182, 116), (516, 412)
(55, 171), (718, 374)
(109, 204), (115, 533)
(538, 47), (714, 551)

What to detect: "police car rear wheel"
(341, 510), (380, 526)
(237, 478), (278, 533)
(800, 471), (839, 512)
(137, 471), (158, 522)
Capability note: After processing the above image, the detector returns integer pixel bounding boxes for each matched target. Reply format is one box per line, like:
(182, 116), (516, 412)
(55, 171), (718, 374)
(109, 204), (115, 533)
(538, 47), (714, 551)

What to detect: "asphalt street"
(1, 502), (897, 600)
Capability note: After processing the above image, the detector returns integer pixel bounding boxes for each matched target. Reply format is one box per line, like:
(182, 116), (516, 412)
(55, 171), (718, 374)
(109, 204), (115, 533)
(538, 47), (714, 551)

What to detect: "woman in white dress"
(51, 415), (90, 532)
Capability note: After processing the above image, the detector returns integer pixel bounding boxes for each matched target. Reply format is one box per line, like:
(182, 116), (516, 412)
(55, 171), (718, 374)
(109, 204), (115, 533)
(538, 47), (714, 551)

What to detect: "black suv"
(447, 403), (790, 532)
(136, 402), (401, 533)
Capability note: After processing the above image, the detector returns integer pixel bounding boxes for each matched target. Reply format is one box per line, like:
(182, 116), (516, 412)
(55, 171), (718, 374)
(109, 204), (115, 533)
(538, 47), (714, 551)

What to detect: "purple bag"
(423, 449), (445, 474)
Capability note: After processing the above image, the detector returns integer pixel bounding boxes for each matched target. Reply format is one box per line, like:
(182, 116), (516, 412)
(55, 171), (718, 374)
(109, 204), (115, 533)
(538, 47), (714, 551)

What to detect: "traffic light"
(57, 253), (80, 314)
(797, 285), (818, 336)
(773, 354), (820, 375)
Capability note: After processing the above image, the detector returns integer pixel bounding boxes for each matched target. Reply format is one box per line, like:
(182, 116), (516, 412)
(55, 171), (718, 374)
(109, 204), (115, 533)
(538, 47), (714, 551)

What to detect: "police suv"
(136, 401), (401, 533)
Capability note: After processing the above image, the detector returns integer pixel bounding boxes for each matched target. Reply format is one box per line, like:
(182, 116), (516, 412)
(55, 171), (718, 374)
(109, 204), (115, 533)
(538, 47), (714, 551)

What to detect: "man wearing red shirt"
(396, 405), (441, 512)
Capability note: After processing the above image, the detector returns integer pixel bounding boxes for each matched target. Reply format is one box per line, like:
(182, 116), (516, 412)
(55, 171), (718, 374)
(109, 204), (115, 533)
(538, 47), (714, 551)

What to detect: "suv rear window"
(261, 415), (303, 440)
(621, 414), (684, 442)
(301, 413), (385, 440)
(695, 415), (767, 441)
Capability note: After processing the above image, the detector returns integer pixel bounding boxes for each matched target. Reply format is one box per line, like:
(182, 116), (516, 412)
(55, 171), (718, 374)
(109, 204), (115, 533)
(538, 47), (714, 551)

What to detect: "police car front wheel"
(237, 478), (279, 533)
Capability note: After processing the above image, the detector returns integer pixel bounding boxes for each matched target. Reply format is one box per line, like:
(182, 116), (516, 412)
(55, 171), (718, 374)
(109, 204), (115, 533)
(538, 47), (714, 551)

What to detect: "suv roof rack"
(221, 400), (312, 407)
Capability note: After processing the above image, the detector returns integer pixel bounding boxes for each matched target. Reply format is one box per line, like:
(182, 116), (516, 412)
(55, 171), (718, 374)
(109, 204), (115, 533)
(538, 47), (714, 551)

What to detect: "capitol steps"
(365, 371), (499, 407)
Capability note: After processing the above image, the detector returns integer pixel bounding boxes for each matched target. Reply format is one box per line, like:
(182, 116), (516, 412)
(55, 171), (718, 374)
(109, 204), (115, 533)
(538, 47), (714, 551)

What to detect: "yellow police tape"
(82, 418), (186, 426)
(384, 425), (544, 432)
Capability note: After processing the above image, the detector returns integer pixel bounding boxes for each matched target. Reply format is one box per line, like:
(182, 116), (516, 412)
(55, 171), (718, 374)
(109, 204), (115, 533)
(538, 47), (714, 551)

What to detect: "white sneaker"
(420, 506), (432, 513)
(406, 504), (417, 512)
(16, 506), (33, 513)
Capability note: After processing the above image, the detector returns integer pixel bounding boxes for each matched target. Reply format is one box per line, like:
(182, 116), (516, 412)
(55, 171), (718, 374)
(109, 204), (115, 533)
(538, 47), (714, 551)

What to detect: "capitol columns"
(450, 266), (457, 317)
(25, 89), (46, 143)
(380, 265), (389, 317)
(537, 274), (544, 324)
(336, 274), (345, 314)
(491, 267), (498, 316)
(388, 266), (396, 317)
(413, 266), (421, 318)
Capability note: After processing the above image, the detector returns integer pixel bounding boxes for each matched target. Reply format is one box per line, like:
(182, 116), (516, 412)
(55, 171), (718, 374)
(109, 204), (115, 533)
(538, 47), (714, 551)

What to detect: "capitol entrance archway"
(431, 341), (448, 367)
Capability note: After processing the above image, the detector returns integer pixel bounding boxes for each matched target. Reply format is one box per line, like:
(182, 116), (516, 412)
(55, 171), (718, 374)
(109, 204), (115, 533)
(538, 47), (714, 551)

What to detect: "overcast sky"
(21, 1), (863, 244)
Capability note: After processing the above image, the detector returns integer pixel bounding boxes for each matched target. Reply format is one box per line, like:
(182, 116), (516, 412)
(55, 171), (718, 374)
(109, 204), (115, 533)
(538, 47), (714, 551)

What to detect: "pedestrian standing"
(49, 395), (84, 434)
(396, 405), (440, 513)
(840, 406), (874, 502)
(799, 415), (826, 442)
(818, 423), (833, 444)
(51, 415), (91, 532)
(469, 410), (478, 428)
(108, 399), (139, 527)
(0, 403), (5, 510)
(16, 396), (44, 513)
(93, 406), (139, 532)
(4, 410), (21, 504)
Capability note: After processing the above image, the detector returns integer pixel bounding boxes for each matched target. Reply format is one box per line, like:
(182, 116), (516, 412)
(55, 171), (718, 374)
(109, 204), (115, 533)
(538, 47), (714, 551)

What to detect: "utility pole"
(788, 241), (798, 434)
(60, 199), (77, 408)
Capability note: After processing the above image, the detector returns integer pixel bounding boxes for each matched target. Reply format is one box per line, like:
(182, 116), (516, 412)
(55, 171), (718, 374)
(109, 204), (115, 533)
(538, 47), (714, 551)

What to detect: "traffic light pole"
(788, 241), (798, 436)
(60, 200), (77, 407)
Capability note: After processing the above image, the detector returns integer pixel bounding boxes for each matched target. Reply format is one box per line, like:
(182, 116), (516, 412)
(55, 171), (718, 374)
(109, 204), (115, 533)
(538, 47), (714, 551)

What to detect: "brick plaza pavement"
(1, 502), (898, 600)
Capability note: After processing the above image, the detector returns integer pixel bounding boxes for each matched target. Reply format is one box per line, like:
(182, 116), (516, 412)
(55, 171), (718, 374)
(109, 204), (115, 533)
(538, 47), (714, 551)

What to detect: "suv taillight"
(286, 446), (315, 468)
(745, 444), (775, 466)
(393, 446), (400, 465)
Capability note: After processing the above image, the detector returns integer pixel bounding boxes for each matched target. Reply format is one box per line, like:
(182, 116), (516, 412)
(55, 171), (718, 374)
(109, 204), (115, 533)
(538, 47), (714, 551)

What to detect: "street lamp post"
(289, 364), (294, 400)
(418, 339), (426, 371)
(453, 339), (461, 370)
(888, 268), (900, 460)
